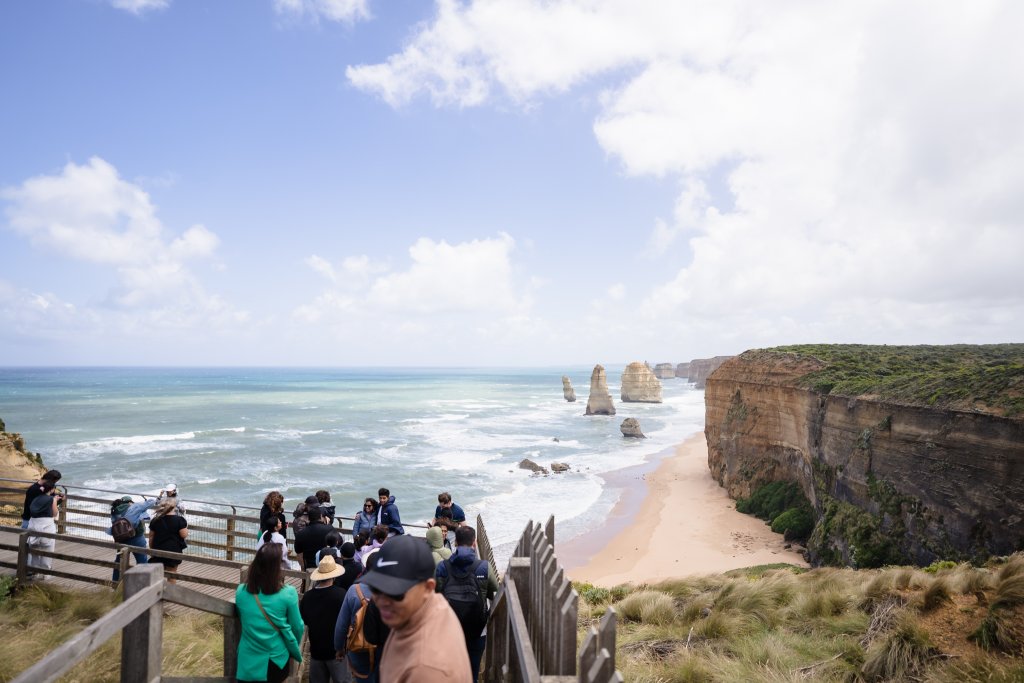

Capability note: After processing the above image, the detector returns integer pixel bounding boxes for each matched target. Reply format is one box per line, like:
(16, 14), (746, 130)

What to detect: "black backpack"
(441, 558), (488, 641)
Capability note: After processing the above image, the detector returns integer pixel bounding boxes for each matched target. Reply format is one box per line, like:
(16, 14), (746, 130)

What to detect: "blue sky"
(2, 0), (1022, 366)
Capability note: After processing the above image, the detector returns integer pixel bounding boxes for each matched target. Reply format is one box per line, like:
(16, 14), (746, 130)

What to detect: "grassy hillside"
(762, 344), (1024, 417)
(577, 554), (1024, 682)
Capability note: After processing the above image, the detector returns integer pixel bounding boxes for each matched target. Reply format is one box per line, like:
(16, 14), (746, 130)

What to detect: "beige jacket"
(379, 592), (472, 683)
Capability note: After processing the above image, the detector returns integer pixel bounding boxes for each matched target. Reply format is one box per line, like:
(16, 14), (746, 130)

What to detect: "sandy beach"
(563, 431), (808, 586)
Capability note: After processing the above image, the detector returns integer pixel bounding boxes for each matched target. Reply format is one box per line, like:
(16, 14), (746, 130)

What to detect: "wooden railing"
(7, 563), (301, 683)
(0, 525), (310, 593)
(485, 516), (623, 683)
(1, 477), (428, 564)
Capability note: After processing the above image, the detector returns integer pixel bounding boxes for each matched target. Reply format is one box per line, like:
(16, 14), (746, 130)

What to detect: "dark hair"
(455, 525), (476, 547)
(261, 516), (281, 544)
(316, 489), (331, 503)
(354, 529), (370, 550)
(363, 497), (377, 511)
(437, 492), (451, 504)
(437, 507), (454, 521)
(40, 481), (55, 494)
(432, 517), (452, 531)
(42, 470), (62, 483)
(378, 487), (390, 497)
(263, 491), (284, 514)
(324, 530), (342, 548)
(364, 551), (380, 571)
(341, 541), (356, 559)
(372, 524), (389, 543)
(246, 543), (284, 595)
(308, 506), (322, 521)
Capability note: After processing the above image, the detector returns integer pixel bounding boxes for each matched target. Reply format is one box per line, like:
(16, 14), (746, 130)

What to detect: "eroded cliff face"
(706, 351), (1024, 566)
(690, 356), (734, 388)
(0, 428), (46, 481)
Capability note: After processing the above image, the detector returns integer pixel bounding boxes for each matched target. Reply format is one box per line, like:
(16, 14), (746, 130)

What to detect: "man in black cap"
(359, 534), (471, 682)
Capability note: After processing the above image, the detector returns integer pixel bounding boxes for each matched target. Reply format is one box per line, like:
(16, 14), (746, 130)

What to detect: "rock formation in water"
(0, 418), (46, 482)
(689, 355), (734, 388)
(620, 361), (663, 403)
(705, 346), (1024, 567)
(675, 362), (690, 379)
(585, 365), (616, 415)
(620, 418), (646, 438)
(518, 458), (548, 475)
(654, 363), (675, 379)
(562, 376), (577, 402)
(551, 462), (570, 473)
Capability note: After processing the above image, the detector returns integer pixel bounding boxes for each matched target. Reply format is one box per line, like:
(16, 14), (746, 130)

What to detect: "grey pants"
(308, 658), (351, 683)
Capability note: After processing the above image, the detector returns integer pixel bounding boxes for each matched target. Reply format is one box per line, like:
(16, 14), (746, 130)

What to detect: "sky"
(1, 0), (1022, 366)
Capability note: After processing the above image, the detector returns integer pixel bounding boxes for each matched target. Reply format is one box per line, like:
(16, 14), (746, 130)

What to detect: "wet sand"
(562, 432), (808, 586)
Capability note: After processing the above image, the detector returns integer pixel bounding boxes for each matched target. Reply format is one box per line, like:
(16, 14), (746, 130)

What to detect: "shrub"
(0, 576), (14, 607)
(576, 582), (612, 606)
(770, 505), (814, 542)
(922, 560), (957, 574)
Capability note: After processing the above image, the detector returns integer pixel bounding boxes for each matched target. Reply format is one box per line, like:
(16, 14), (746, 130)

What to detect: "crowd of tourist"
(20, 480), (495, 683)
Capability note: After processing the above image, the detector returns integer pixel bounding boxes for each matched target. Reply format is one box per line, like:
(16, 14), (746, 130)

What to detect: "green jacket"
(235, 584), (304, 680)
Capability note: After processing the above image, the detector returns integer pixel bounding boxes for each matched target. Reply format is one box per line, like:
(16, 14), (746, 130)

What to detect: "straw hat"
(310, 554), (345, 581)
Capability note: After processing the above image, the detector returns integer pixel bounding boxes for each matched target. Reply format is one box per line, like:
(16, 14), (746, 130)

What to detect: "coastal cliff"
(705, 345), (1024, 567)
(690, 356), (733, 388)
(0, 418), (46, 481)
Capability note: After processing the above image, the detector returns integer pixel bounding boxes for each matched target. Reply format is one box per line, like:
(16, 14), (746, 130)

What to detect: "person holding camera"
(26, 481), (62, 577)
(21, 469), (62, 530)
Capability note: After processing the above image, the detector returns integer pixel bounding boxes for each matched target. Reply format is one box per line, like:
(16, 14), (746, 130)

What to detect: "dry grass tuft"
(861, 612), (934, 682)
(892, 568), (913, 590)
(919, 576), (953, 612)
(994, 553), (1024, 583)
(615, 590), (676, 626)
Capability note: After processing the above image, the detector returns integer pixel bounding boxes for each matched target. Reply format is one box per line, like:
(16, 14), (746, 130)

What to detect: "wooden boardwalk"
(0, 525), (306, 610)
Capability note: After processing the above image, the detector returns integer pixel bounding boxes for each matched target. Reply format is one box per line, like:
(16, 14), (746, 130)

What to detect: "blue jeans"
(468, 635), (485, 683)
(21, 519), (29, 529)
(112, 535), (149, 581)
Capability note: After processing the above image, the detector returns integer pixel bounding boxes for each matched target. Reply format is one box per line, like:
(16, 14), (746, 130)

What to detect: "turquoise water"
(0, 367), (704, 558)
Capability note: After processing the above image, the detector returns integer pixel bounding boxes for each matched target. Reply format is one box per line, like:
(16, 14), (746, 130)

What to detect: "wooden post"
(57, 496), (67, 534)
(16, 532), (29, 584)
(120, 563), (164, 683)
(118, 547), (130, 586)
(223, 612), (241, 680)
(226, 516), (236, 562)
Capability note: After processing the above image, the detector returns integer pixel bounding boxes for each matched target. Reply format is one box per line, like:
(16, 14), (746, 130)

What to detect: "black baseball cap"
(359, 535), (435, 596)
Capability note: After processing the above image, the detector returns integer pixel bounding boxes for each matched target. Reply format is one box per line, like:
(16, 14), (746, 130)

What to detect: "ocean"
(0, 367), (704, 563)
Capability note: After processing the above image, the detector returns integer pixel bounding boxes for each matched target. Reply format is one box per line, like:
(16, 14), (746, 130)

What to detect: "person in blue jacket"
(376, 488), (404, 536)
(107, 495), (157, 581)
(433, 492), (466, 526)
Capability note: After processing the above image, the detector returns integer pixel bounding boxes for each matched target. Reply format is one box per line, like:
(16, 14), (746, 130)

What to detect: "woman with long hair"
(260, 491), (288, 540)
(352, 497), (377, 537)
(26, 480), (61, 576)
(148, 497), (188, 583)
(236, 544), (304, 683)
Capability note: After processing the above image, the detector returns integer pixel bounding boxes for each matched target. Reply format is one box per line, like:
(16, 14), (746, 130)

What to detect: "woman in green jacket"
(236, 543), (305, 682)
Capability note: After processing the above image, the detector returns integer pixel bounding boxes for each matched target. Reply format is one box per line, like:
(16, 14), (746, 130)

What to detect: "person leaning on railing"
(107, 495), (157, 582)
(20, 469), (61, 529)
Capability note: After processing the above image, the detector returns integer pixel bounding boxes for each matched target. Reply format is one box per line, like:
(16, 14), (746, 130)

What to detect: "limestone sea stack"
(675, 362), (690, 379)
(654, 363), (675, 379)
(620, 417), (646, 438)
(584, 364), (616, 416)
(620, 361), (663, 403)
(562, 375), (577, 402)
(689, 355), (734, 388)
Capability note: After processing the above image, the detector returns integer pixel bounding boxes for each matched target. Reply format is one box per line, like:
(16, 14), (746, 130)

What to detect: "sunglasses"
(364, 504), (374, 509)
(370, 586), (406, 602)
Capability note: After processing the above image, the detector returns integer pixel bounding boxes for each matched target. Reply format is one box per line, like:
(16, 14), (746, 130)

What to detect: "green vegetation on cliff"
(736, 481), (814, 543)
(764, 344), (1024, 417)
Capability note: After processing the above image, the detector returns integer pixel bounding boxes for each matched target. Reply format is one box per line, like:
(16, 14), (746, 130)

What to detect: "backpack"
(441, 558), (489, 641)
(111, 516), (136, 543)
(346, 584), (377, 678)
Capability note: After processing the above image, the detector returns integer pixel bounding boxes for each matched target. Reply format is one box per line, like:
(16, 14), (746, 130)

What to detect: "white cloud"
(607, 283), (625, 301)
(274, 0), (370, 24)
(2, 157), (232, 314)
(110, 0), (170, 14)
(351, 1), (1024, 346)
